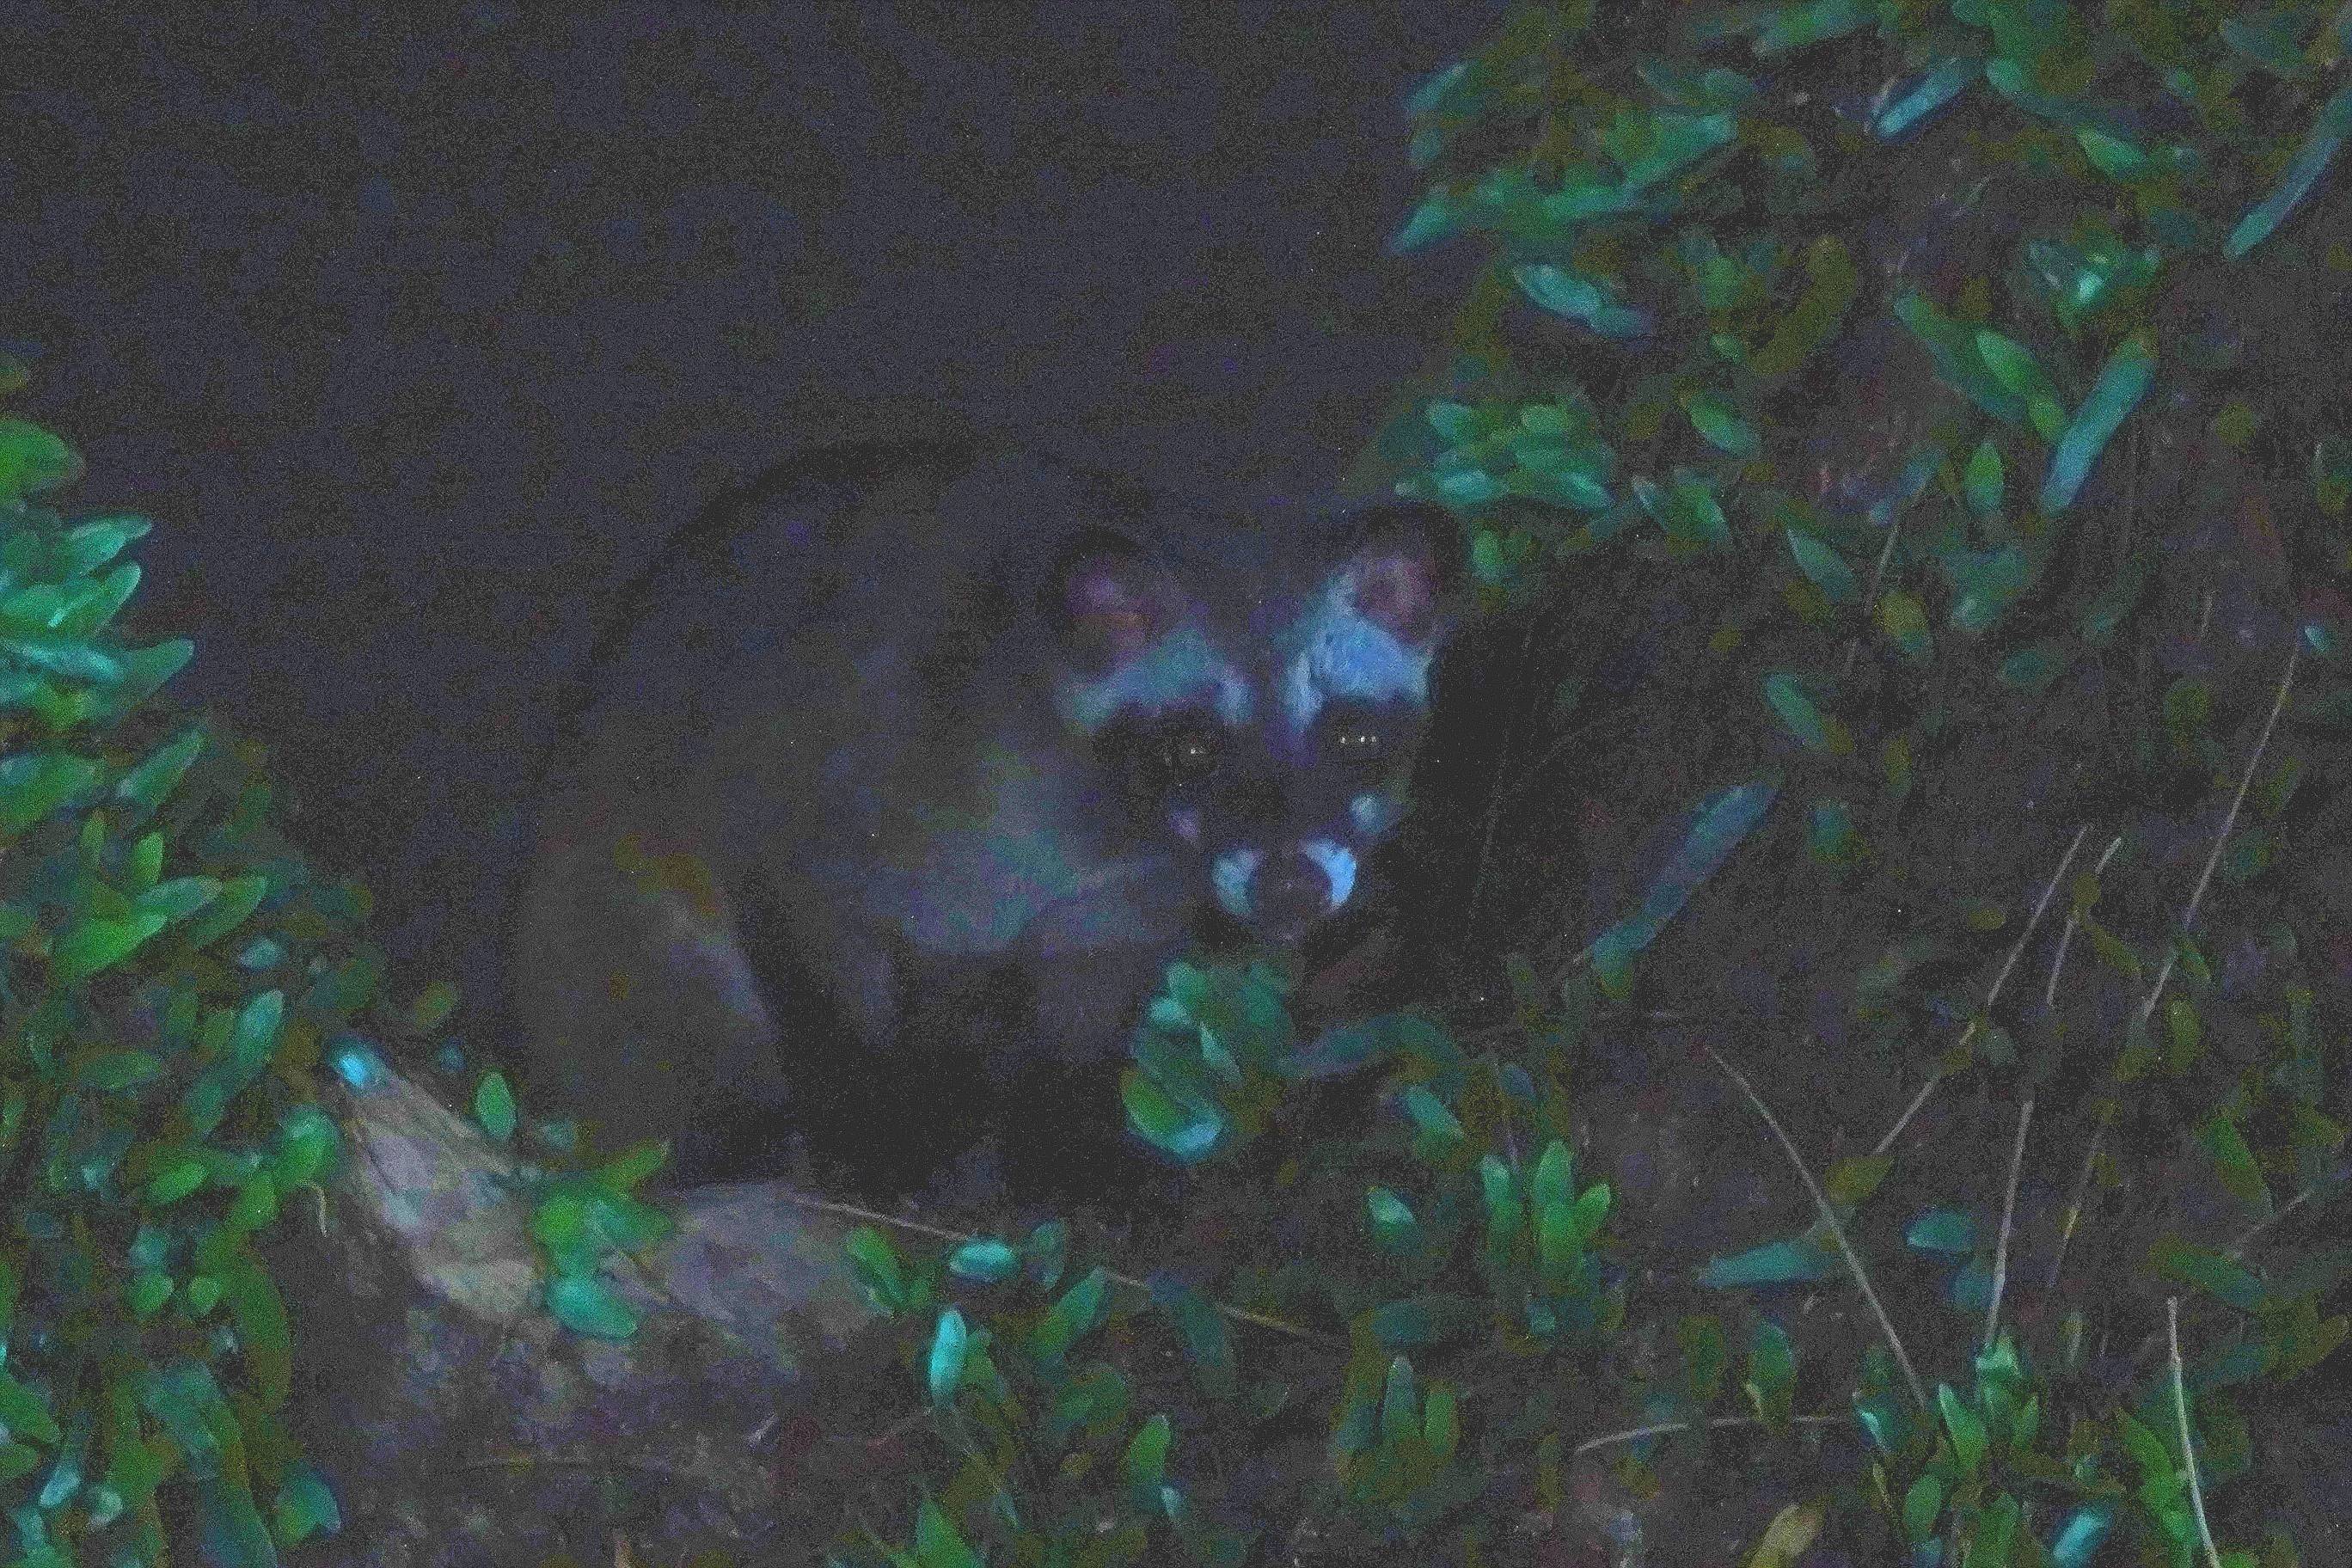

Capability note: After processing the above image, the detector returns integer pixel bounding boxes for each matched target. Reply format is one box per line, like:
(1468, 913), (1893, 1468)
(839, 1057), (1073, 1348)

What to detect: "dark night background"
(3, 1), (1500, 1038)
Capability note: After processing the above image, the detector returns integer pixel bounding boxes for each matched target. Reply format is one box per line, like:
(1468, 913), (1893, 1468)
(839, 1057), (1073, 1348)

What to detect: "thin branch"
(1871, 822), (2090, 1158)
(1704, 1043), (1928, 1412)
(2167, 1297), (2225, 1568)
(1572, 1411), (1850, 1458)
(772, 1188), (1339, 1348)
(1841, 518), (1907, 681)
(1981, 1093), (2033, 1355)
(2046, 641), (2299, 1298)
(1466, 611), (1548, 937)
(2043, 834), (2127, 1009)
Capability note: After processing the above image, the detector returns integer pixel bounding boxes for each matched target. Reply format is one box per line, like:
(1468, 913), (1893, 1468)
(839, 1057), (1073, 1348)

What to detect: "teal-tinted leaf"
(2147, 1236), (2264, 1310)
(1743, 1320), (1796, 1431)
(1808, 799), (1858, 863)
(912, 1497), (981, 1568)
(1635, 58), (1758, 111)
(51, 912), (169, 983)
(1405, 58), (1469, 118)
(473, 1070), (516, 1142)
(2079, 554), (2150, 646)
(2040, 331), (2153, 514)
(1938, 1383), (1988, 1475)
(1963, 439), (2005, 518)
(223, 1261), (292, 1407)
(73, 1050), (162, 1093)
(1684, 389), (1761, 456)
(926, 1308), (968, 1407)
(1389, 192), (1461, 254)
(271, 1466), (342, 1546)
(2049, 1503), (2116, 1567)
(1906, 1209), (1977, 1253)
(1123, 1412), (1171, 1500)
(1583, 775), (1779, 973)
(0, 751), (102, 837)
(1512, 263), (1651, 338)
(1752, 236), (1857, 378)
(2226, 81), (2352, 259)
(1893, 291), (2026, 426)
(1764, 672), (1837, 750)
(1122, 1067), (1223, 1162)
(1785, 525), (1859, 602)
(946, 1239), (1018, 1283)
(1999, 643), (2063, 691)
(180, 873), (270, 951)
(2076, 126), (2151, 182)
(1378, 1356), (1417, 1445)
(1399, 1083), (1465, 1155)
(1875, 56), (1975, 138)
(1750, 0), (1866, 55)
(1972, 329), (2067, 441)
(56, 513), (153, 575)
(1151, 1277), (1238, 1399)
(1029, 1266), (1110, 1363)
(1700, 1237), (1837, 1287)
(0, 1369), (62, 1446)
(2196, 1116), (2272, 1210)
(545, 1273), (639, 1338)
(1877, 590), (1934, 660)
(1944, 546), (2031, 631)
(195, 1473), (276, 1568)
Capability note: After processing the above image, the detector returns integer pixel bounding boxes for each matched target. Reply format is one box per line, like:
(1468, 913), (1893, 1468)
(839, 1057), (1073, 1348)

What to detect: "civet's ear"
(1338, 501), (1461, 648)
(1044, 526), (1185, 673)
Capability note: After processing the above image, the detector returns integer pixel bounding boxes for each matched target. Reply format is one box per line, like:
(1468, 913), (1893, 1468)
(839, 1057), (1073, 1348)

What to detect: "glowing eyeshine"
(1298, 838), (1357, 911)
(1210, 846), (1262, 920)
(1277, 586), (1433, 736)
(1057, 628), (1250, 733)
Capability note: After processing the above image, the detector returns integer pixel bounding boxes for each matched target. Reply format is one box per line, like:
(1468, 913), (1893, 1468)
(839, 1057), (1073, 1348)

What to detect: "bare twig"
(1871, 822), (2091, 1158)
(1466, 612), (1547, 937)
(773, 1189), (1338, 1348)
(1981, 1093), (2034, 1355)
(2167, 1297), (2226, 1568)
(1704, 1043), (1928, 1412)
(2045, 641), (2300, 1299)
(2043, 835), (2127, 1009)
(1571, 1411), (1850, 1457)
(1840, 518), (1908, 681)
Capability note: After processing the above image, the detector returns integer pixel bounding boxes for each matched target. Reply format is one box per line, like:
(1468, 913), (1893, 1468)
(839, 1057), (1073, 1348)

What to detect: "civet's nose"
(1252, 848), (1333, 941)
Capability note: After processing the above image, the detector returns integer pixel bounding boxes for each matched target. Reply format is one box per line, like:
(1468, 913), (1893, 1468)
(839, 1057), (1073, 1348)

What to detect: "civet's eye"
(1111, 713), (1225, 805)
(1319, 703), (1389, 770)
(1159, 724), (1221, 785)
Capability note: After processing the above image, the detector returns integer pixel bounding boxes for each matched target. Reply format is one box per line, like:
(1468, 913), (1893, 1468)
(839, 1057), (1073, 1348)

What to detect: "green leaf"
(2148, 1236), (2264, 1311)
(1824, 1154), (1891, 1208)
(1874, 57), (1974, 138)
(1512, 262), (1651, 339)
(0, 419), (84, 500)
(473, 1070), (516, 1142)
(2040, 330), (2154, 514)
(1763, 672), (1844, 752)
(912, 1498), (981, 1568)
(1750, 236), (1857, 378)
(2226, 81), (2352, 258)
(223, 1261), (292, 1407)
(1963, 438), (2006, 518)
(2196, 1117), (2272, 1210)
(0, 751), (103, 837)
(1122, 1412), (1171, 1498)
(1906, 1209), (1977, 1253)
(0, 1369), (63, 1447)
(1684, 389), (1761, 456)
(1029, 1266), (1109, 1363)
(1937, 1382), (1988, 1475)
(1877, 590), (1934, 661)
(1700, 1238), (1836, 1287)
(1902, 1472), (1945, 1542)
(1784, 525), (1859, 602)
(271, 1466), (342, 1546)
(1743, 1320), (1796, 1430)
(1972, 328), (2067, 440)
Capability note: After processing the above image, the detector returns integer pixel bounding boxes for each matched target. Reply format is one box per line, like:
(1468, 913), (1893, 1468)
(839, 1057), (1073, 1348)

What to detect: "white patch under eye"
(1349, 792), (1402, 835)
(1210, 847), (1261, 920)
(1278, 585), (1433, 734)
(1169, 805), (1204, 847)
(1057, 627), (1245, 734)
(1299, 839), (1357, 911)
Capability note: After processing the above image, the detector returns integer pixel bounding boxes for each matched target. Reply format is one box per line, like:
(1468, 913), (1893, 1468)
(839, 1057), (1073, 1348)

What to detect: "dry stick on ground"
(2042, 641), (2300, 1302)
(1980, 831), (2126, 1355)
(2167, 1296), (2227, 1568)
(1704, 1042), (1929, 1412)
(1871, 822), (2092, 1160)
